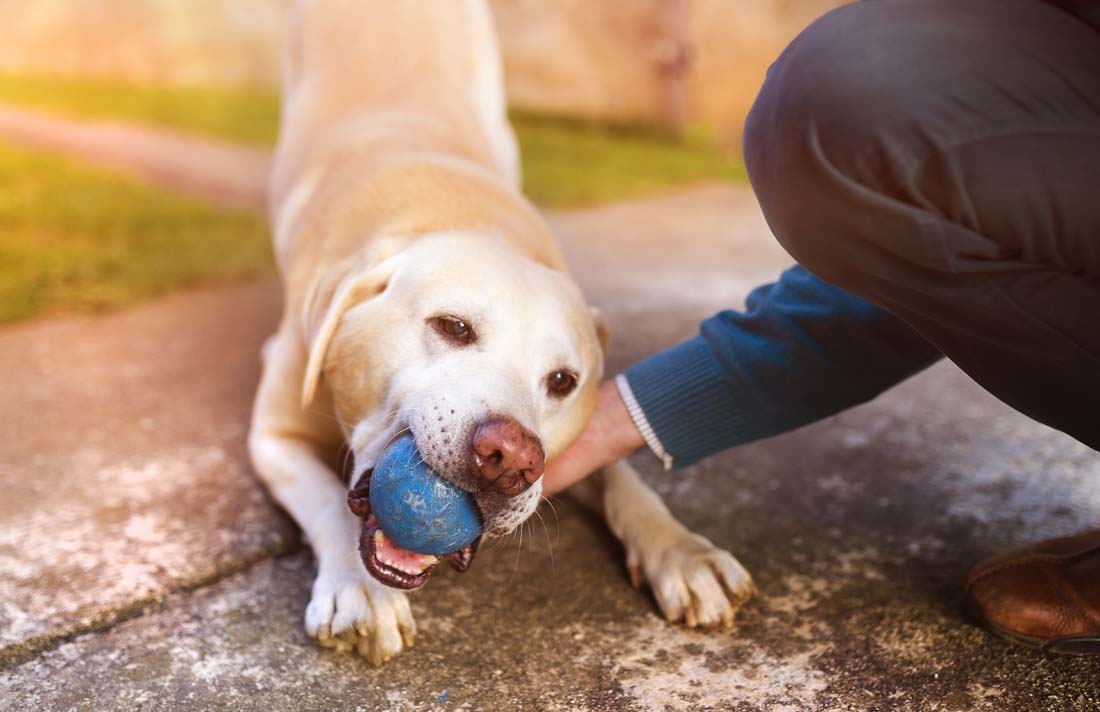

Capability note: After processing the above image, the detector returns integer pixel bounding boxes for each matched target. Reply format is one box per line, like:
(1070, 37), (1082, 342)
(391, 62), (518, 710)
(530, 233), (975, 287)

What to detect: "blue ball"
(369, 435), (481, 555)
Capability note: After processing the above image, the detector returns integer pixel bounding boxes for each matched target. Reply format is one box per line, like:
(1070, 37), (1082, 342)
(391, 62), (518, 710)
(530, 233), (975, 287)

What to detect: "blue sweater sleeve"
(623, 266), (942, 467)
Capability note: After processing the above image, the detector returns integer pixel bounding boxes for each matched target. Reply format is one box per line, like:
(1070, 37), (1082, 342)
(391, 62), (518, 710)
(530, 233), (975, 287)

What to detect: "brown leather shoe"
(966, 529), (1100, 655)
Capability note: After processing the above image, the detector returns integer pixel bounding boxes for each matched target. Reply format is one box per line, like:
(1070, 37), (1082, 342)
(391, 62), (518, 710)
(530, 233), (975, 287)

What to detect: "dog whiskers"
(534, 508), (555, 571)
(506, 519), (525, 589)
(540, 495), (562, 535)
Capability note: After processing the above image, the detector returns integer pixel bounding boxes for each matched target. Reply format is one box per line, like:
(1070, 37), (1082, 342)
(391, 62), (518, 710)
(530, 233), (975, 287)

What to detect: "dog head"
(302, 230), (606, 587)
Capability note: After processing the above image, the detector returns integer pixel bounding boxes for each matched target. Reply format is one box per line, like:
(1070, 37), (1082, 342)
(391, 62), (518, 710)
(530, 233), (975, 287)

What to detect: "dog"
(249, 0), (755, 666)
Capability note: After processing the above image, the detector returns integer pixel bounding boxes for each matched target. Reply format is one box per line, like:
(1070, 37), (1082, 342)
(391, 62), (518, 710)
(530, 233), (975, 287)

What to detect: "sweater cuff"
(622, 335), (754, 468)
(614, 374), (674, 470)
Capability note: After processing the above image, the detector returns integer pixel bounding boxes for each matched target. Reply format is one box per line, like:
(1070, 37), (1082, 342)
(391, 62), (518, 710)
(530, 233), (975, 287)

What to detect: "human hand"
(542, 378), (645, 496)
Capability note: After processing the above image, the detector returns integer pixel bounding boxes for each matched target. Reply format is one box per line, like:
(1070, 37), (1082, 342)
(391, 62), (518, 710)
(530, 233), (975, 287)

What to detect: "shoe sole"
(964, 594), (1100, 656)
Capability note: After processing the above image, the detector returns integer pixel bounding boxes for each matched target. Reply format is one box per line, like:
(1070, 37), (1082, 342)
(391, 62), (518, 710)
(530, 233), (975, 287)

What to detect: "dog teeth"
(371, 529), (437, 577)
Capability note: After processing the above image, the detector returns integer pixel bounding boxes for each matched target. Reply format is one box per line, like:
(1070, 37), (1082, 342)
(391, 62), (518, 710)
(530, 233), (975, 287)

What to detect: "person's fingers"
(543, 378), (645, 495)
(543, 432), (602, 495)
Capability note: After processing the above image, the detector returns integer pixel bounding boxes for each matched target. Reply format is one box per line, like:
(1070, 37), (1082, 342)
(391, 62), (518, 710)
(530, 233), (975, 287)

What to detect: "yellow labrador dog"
(249, 0), (754, 666)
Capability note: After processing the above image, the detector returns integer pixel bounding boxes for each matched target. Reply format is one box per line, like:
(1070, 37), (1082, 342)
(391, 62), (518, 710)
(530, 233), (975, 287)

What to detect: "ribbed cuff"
(615, 373), (673, 470)
(623, 335), (755, 468)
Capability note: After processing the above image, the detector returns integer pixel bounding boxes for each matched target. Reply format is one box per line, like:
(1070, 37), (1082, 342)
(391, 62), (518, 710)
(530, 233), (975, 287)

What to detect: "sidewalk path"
(1, 113), (1098, 711)
(0, 103), (270, 209)
(0, 280), (294, 667)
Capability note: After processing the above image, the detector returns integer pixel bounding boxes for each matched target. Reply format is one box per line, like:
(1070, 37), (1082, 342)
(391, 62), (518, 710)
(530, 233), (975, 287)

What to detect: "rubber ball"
(369, 435), (481, 555)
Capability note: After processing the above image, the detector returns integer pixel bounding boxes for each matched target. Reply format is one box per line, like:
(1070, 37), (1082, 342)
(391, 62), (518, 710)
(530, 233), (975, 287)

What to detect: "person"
(544, 0), (1100, 654)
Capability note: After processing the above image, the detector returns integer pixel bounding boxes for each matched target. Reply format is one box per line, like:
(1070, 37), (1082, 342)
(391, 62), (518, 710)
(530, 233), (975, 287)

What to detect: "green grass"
(0, 73), (746, 322)
(0, 74), (281, 145)
(511, 112), (746, 207)
(0, 141), (271, 323)
(0, 73), (745, 207)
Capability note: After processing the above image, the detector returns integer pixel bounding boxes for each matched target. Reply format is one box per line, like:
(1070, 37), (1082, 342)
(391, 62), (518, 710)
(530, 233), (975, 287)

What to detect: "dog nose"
(469, 417), (544, 497)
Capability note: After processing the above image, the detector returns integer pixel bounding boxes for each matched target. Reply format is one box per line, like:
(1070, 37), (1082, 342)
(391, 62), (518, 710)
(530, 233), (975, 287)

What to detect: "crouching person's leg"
(744, 0), (1100, 652)
(745, 0), (1100, 448)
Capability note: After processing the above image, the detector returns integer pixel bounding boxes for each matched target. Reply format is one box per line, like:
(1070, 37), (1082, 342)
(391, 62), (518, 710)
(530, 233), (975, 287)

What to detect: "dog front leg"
(571, 460), (756, 628)
(249, 330), (415, 665)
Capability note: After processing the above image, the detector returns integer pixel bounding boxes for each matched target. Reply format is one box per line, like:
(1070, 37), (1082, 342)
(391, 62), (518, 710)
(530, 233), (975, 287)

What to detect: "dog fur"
(249, 0), (754, 666)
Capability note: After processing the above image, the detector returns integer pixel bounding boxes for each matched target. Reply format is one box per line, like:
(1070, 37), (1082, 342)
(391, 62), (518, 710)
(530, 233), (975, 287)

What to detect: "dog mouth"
(349, 469), (480, 591)
(360, 513), (439, 589)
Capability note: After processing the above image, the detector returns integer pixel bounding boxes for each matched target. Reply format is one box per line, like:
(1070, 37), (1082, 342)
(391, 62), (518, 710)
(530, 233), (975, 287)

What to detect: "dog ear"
(301, 255), (401, 408)
(590, 306), (610, 356)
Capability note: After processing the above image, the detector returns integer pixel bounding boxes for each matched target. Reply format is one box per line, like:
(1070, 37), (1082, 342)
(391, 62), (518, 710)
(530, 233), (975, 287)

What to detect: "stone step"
(0, 279), (296, 667)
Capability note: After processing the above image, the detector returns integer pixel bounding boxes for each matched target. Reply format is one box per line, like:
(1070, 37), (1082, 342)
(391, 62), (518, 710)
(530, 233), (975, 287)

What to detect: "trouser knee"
(742, 1), (947, 287)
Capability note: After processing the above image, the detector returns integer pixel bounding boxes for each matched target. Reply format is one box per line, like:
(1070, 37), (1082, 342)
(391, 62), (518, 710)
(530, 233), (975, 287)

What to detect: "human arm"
(543, 266), (942, 494)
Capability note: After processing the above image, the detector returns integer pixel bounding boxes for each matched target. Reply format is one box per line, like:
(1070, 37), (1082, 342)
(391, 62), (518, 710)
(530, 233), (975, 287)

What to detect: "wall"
(0, 0), (848, 148)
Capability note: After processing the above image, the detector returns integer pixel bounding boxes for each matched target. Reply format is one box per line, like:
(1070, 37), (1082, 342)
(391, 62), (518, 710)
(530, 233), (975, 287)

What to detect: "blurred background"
(7, 6), (1100, 709)
(0, 0), (843, 139)
(0, 0), (843, 324)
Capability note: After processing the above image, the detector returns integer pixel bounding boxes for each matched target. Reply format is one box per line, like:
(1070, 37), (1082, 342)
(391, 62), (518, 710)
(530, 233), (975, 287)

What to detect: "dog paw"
(628, 525), (756, 629)
(305, 568), (417, 665)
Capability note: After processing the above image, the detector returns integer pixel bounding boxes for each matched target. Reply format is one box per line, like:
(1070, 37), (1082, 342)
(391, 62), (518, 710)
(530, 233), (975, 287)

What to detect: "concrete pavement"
(0, 117), (1098, 709)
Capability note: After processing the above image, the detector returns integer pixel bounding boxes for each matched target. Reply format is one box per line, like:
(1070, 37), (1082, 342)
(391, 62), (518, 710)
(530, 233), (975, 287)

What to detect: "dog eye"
(546, 369), (578, 398)
(430, 315), (476, 346)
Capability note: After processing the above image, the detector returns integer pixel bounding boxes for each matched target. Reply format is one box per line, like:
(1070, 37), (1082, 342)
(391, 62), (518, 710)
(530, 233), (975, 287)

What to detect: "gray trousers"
(744, 0), (1100, 448)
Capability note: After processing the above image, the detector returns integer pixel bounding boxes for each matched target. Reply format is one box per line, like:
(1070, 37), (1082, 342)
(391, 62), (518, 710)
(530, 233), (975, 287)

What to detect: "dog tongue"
(372, 525), (438, 575)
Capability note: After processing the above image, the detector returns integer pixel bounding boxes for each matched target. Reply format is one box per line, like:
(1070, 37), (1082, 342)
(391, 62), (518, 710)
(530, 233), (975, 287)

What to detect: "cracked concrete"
(1, 123), (1099, 710)
(0, 281), (296, 668)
